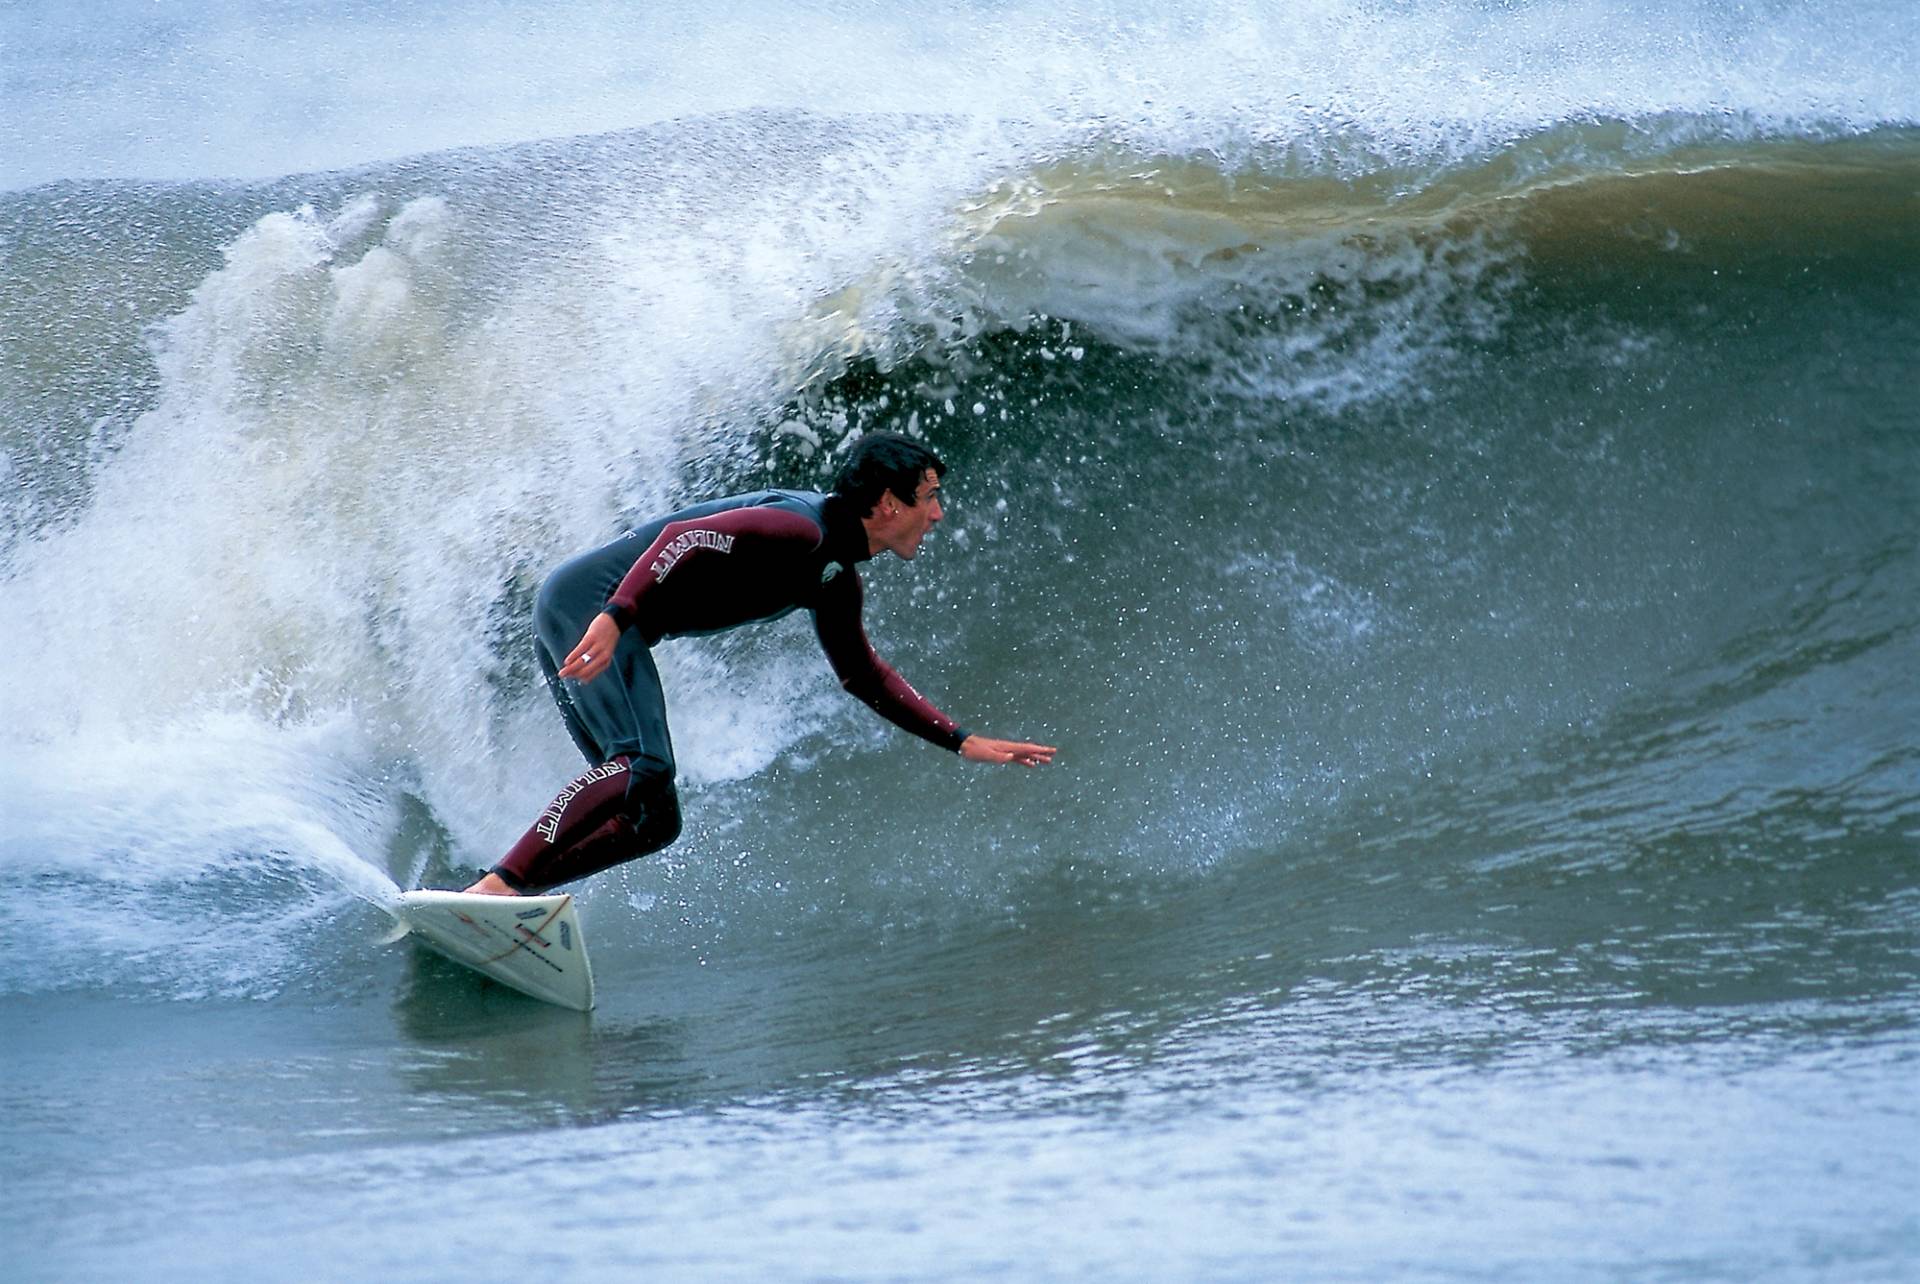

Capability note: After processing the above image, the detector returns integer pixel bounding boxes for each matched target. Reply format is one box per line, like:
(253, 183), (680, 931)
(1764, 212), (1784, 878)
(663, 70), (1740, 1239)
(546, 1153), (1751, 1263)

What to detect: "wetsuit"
(492, 489), (968, 891)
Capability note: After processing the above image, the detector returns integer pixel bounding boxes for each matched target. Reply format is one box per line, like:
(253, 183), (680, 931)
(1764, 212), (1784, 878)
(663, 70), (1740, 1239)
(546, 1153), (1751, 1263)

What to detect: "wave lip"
(8, 0), (1918, 189)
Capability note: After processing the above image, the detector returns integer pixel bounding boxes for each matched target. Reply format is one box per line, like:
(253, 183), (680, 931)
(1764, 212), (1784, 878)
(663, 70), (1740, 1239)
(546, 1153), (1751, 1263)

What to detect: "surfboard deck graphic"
(390, 890), (595, 1011)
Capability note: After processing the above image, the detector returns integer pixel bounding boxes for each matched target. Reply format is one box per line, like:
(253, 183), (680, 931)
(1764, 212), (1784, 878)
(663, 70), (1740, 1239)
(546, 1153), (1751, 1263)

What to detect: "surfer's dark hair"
(831, 432), (946, 515)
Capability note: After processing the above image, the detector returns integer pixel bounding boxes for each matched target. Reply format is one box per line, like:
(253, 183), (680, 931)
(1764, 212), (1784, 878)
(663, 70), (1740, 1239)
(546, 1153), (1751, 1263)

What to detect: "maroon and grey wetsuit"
(492, 489), (966, 891)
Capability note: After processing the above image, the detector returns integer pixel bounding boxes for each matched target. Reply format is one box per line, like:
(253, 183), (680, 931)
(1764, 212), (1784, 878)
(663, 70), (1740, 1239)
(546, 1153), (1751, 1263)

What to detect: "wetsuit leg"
(490, 541), (684, 891)
(491, 755), (682, 892)
(536, 637), (606, 765)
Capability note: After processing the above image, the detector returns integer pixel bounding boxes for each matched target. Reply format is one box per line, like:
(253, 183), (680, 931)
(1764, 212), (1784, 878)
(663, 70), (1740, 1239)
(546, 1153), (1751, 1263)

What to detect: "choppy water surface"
(4, 2), (1918, 1279)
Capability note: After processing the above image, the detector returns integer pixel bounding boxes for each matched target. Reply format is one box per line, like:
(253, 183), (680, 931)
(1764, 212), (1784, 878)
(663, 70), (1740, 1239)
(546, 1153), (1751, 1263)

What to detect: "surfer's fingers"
(558, 646), (599, 682)
(560, 615), (618, 681)
(966, 736), (1056, 766)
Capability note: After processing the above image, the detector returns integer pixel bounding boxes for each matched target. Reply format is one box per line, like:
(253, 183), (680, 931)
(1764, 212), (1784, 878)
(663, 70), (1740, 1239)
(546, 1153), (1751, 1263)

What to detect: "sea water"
(4, 1), (1918, 1279)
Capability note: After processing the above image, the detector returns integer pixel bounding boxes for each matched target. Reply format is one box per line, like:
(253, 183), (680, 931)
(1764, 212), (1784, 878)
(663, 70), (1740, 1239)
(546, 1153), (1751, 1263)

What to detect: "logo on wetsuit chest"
(821, 561), (844, 584)
(651, 528), (735, 581)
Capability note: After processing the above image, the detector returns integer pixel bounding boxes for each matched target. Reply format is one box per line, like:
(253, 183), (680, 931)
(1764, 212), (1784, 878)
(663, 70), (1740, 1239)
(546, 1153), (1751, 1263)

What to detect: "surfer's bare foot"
(462, 872), (521, 896)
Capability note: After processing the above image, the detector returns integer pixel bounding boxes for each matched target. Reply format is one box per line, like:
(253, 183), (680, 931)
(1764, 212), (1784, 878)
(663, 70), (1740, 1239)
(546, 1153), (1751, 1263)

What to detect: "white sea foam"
(0, 146), (990, 952)
(0, 709), (396, 997)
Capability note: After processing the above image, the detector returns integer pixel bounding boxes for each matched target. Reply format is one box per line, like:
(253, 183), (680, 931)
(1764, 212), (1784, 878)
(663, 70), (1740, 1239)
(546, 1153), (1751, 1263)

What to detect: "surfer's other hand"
(559, 613), (621, 683)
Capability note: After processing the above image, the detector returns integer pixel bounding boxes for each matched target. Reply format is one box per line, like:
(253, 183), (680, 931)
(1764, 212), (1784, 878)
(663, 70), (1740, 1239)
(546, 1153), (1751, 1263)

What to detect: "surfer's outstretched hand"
(960, 735), (1057, 768)
(559, 612), (622, 683)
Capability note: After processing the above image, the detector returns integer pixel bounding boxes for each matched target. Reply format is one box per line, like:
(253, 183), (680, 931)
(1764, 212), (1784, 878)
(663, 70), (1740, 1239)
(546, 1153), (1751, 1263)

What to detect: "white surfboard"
(390, 890), (595, 1011)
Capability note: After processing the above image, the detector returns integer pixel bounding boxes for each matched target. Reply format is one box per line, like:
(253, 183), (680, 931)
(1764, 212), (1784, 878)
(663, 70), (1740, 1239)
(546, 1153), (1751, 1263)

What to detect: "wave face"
(4, 1), (1918, 997)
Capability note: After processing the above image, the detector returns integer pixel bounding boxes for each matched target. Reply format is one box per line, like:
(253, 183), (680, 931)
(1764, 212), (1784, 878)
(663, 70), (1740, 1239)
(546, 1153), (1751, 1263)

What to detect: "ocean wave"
(3, 77), (1916, 1000)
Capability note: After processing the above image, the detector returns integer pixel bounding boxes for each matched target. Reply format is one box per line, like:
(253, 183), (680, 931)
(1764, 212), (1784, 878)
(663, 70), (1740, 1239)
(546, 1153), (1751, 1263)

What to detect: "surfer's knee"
(532, 574), (594, 662)
(623, 771), (681, 853)
(532, 566), (575, 624)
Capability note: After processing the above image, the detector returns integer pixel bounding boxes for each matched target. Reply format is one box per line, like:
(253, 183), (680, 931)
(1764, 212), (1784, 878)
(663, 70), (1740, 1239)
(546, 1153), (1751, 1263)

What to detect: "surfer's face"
(871, 469), (944, 560)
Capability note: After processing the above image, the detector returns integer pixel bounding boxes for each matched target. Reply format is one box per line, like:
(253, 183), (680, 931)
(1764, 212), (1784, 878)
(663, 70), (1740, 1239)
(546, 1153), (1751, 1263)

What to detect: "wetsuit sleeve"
(813, 572), (969, 753)
(604, 507), (823, 633)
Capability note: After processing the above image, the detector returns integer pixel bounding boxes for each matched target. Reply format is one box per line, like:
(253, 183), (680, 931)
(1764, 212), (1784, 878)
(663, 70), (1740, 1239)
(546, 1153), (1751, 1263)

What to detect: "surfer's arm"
(812, 572), (1051, 765)
(560, 506), (825, 679)
(812, 570), (969, 751)
(560, 507), (824, 684)
(602, 507), (824, 635)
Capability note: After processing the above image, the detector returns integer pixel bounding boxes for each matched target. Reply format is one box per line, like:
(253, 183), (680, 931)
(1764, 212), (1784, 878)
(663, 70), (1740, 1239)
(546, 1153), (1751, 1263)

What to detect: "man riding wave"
(465, 432), (1055, 895)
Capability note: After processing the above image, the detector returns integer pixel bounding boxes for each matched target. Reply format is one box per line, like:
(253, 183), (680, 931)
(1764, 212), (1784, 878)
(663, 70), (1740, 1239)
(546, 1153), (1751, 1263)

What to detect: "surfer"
(464, 432), (1056, 895)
